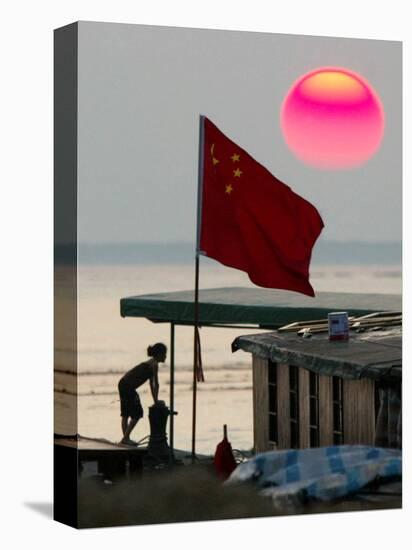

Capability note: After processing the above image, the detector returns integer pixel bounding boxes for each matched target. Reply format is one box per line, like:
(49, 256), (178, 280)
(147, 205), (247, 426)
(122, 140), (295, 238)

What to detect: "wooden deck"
(54, 436), (213, 480)
(55, 436), (147, 479)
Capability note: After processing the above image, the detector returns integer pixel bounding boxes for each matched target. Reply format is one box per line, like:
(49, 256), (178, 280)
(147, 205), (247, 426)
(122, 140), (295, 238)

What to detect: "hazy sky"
(77, 22), (401, 244)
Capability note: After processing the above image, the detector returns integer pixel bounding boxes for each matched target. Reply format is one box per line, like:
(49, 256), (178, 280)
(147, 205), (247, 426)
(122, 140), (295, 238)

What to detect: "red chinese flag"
(198, 117), (324, 297)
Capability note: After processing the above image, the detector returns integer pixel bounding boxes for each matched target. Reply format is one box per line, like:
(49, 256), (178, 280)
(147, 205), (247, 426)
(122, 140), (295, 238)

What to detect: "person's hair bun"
(147, 342), (167, 358)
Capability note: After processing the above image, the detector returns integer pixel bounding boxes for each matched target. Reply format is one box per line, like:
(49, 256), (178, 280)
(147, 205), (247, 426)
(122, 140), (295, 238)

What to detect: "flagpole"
(191, 253), (200, 463)
(191, 115), (205, 462)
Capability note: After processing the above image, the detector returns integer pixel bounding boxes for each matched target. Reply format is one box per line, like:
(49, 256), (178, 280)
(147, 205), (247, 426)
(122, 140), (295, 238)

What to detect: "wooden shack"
(232, 326), (402, 454)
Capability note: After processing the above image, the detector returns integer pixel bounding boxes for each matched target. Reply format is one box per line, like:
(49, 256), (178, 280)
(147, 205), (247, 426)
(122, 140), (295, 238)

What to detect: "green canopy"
(120, 287), (401, 328)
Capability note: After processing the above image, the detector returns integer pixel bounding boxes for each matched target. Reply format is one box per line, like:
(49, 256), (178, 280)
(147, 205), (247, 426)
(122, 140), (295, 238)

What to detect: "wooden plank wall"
(277, 363), (291, 449)
(252, 356), (269, 453)
(343, 378), (375, 445)
(298, 368), (310, 448)
(319, 375), (334, 446)
(253, 356), (376, 452)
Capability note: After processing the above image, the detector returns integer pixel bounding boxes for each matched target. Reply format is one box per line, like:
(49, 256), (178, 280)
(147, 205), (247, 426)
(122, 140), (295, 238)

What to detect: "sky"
(77, 22), (401, 245)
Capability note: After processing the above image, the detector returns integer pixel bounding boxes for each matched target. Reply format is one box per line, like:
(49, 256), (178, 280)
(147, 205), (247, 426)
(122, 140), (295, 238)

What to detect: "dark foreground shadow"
(24, 502), (53, 519)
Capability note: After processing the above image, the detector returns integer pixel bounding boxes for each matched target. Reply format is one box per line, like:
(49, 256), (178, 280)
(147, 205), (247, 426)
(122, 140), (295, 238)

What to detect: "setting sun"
(280, 67), (385, 169)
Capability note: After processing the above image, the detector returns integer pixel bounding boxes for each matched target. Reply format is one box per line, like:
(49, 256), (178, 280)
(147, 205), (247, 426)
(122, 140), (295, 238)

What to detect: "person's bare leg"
(121, 416), (128, 437)
(121, 418), (139, 443)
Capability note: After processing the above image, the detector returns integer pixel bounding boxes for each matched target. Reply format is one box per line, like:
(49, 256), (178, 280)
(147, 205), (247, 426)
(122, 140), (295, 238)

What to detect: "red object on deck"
(213, 425), (237, 479)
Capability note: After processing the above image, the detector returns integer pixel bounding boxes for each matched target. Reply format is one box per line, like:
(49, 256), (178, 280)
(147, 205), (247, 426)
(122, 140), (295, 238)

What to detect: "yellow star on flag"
(233, 168), (242, 178)
(231, 153), (240, 162)
(210, 143), (219, 165)
(225, 184), (233, 194)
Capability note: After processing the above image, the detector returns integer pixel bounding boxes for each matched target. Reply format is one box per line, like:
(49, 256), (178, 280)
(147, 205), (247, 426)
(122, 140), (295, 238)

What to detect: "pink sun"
(280, 67), (385, 170)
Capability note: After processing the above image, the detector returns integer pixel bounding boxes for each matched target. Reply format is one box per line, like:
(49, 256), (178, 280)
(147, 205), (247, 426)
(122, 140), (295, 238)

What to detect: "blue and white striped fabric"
(226, 446), (401, 502)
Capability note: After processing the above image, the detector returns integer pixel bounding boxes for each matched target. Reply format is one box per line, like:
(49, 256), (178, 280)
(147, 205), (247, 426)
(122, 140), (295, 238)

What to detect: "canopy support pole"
(169, 322), (175, 464)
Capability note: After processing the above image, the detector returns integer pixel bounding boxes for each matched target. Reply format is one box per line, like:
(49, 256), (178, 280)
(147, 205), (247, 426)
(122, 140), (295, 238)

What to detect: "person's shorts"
(118, 385), (144, 420)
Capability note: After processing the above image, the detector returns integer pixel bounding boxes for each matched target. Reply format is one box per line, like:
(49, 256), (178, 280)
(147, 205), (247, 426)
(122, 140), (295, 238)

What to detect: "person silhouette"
(118, 342), (167, 445)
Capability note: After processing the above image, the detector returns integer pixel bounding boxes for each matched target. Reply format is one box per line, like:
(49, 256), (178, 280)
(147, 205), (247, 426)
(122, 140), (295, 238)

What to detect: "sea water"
(54, 244), (401, 455)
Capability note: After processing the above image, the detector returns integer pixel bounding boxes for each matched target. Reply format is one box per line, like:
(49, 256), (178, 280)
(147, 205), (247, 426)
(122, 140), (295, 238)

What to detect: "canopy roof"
(120, 287), (401, 329)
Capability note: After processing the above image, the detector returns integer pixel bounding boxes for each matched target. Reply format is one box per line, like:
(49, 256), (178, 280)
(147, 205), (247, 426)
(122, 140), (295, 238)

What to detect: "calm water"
(54, 258), (401, 455)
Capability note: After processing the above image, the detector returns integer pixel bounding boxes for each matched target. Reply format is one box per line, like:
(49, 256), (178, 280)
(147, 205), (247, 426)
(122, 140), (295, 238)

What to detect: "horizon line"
(68, 239), (402, 246)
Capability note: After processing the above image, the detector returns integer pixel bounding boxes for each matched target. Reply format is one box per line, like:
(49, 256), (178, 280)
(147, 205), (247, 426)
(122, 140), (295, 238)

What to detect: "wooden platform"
(55, 436), (146, 452)
(54, 436), (213, 479)
(54, 436), (147, 479)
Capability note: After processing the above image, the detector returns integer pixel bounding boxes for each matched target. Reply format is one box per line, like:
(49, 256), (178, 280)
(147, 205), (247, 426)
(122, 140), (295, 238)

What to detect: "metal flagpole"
(169, 322), (175, 464)
(191, 115), (205, 462)
(191, 255), (200, 462)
